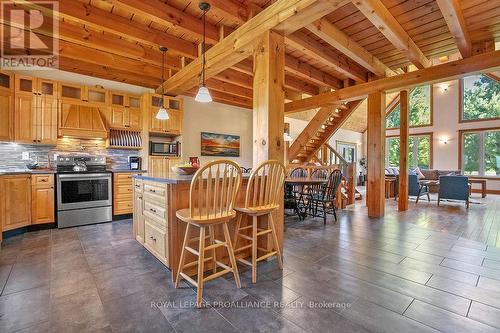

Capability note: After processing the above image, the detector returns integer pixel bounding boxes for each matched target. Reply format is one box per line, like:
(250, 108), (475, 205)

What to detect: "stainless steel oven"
(56, 155), (112, 228)
(57, 173), (112, 228)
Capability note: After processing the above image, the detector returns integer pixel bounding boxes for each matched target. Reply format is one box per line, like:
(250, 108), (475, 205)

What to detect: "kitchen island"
(133, 173), (284, 281)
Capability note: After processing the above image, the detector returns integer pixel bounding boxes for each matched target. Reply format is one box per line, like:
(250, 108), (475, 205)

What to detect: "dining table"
(284, 178), (329, 220)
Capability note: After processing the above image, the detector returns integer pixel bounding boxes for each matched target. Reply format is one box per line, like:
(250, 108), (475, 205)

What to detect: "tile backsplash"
(0, 138), (139, 170)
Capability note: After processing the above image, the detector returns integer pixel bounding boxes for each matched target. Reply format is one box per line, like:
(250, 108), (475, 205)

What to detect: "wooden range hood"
(58, 102), (108, 139)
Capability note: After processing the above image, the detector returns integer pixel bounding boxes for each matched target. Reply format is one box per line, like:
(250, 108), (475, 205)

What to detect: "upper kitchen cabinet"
(108, 91), (142, 131)
(14, 75), (57, 145)
(145, 94), (183, 135)
(15, 75), (57, 97)
(0, 71), (14, 141)
(58, 82), (85, 102)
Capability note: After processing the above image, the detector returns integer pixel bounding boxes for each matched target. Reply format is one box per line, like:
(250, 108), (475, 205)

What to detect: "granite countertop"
(0, 169), (57, 175)
(134, 172), (250, 184)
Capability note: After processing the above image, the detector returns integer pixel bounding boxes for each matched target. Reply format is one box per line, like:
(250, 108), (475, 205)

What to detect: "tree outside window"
(461, 75), (500, 122)
(386, 85), (432, 129)
(462, 129), (500, 177)
(386, 134), (432, 169)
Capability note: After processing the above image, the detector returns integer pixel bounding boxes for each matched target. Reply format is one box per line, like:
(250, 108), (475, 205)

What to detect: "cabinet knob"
(150, 208), (157, 213)
(41, 179), (47, 182)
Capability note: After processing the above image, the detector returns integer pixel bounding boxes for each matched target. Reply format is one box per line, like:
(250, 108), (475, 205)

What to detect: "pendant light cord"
(202, 8), (206, 86)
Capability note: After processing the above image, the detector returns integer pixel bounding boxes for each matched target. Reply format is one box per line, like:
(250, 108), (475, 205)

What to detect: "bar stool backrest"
(245, 160), (286, 209)
(189, 160), (242, 220)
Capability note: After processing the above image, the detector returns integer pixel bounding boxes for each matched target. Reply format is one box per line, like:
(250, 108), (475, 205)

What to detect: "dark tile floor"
(1, 196), (500, 332)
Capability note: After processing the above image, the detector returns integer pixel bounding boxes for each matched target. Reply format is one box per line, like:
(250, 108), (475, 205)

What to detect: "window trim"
(458, 126), (500, 177)
(385, 132), (434, 169)
(459, 75), (500, 124)
(385, 85), (434, 130)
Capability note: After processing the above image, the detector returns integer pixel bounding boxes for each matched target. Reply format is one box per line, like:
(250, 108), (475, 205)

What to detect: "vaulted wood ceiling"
(6, 0), (500, 131)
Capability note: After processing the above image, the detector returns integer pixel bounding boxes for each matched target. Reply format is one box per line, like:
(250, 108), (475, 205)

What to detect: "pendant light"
(156, 46), (170, 120)
(195, 2), (212, 103)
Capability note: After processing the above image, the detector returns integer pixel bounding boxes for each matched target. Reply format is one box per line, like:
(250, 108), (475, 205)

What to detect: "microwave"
(150, 141), (180, 156)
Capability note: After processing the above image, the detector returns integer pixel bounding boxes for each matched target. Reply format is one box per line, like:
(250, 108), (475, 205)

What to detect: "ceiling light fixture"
(195, 2), (212, 103)
(156, 46), (170, 120)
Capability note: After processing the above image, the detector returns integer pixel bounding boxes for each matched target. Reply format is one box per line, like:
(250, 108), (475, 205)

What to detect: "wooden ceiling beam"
(58, 57), (159, 88)
(107, 0), (220, 44)
(2, 18), (181, 70)
(285, 50), (500, 112)
(286, 32), (368, 82)
(25, 0), (199, 58)
(436, 0), (472, 58)
(307, 18), (395, 77)
(159, 0), (346, 95)
(285, 76), (320, 95)
(214, 69), (253, 89)
(206, 78), (253, 99)
(352, 0), (431, 69)
(284, 54), (343, 89)
(207, 0), (248, 25)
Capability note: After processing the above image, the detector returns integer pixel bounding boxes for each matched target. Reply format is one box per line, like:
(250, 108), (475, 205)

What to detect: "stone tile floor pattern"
(1, 197), (500, 332)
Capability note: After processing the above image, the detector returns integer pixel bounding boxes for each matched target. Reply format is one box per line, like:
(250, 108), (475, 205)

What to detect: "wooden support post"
(253, 30), (285, 165)
(398, 90), (409, 211)
(252, 30), (285, 251)
(367, 91), (385, 218)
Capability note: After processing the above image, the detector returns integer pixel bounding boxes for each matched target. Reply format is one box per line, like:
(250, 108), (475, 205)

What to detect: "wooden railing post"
(347, 163), (356, 205)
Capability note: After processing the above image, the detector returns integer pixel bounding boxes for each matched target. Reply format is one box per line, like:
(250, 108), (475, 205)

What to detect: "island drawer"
(145, 220), (167, 259)
(143, 191), (167, 208)
(144, 200), (167, 222)
(144, 182), (166, 197)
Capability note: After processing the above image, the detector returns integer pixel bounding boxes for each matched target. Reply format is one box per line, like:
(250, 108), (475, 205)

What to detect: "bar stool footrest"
(204, 269), (232, 283)
(237, 258), (252, 266)
(234, 244), (252, 252)
(257, 251), (278, 262)
(180, 272), (198, 287)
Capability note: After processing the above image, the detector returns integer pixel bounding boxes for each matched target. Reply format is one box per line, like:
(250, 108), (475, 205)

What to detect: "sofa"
(385, 167), (462, 194)
(419, 169), (462, 193)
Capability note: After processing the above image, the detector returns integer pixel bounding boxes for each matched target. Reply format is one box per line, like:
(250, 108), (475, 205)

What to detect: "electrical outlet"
(22, 152), (30, 160)
(53, 154), (59, 161)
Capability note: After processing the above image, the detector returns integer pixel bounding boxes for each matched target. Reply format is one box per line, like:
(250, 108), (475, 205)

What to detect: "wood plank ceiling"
(6, 0), (500, 132)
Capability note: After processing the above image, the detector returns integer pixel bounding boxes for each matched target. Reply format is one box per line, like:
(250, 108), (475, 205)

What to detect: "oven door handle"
(58, 173), (111, 180)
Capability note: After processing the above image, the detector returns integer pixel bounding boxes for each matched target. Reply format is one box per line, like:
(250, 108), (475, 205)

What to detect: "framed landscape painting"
(201, 132), (240, 157)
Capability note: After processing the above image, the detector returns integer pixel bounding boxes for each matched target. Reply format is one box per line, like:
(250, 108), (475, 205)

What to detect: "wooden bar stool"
(233, 160), (286, 283)
(175, 160), (242, 308)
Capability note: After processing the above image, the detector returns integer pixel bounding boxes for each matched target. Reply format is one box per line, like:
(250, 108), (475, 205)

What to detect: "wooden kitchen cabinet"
(14, 75), (58, 144)
(113, 172), (144, 215)
(0, 72), (14, 141)
(148, 157), (181, 178)
(1, 175), (32, 231)
(146, 94), (183, 135)
(31, 174), (55, 224)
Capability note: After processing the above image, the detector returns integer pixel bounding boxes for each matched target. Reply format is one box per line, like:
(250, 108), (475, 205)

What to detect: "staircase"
(315, 143), (362, 205)
(288, 99), (364, 163)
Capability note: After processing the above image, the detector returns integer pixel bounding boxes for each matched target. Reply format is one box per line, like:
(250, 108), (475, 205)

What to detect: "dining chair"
(233, 160), (286, 283)
(289, 167), (308, 210)
(175, 160), (242, 307)
(307, 169), (343, 224)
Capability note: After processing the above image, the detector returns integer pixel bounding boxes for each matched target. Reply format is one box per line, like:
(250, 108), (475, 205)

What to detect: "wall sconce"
(439, 136), (449, 145)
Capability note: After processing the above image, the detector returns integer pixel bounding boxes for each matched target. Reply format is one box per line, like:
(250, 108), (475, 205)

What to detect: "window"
(386, 134), (432, 169)
(461, 129), (500, 177)
(386, 85), (432, 129)
(336, 141), (356, 163)
(461, 74), (500, 122)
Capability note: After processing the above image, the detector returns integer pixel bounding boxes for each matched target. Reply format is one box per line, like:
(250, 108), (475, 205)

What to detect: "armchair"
(408, 174), (430, 203)
(438, 176), (470, 208)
